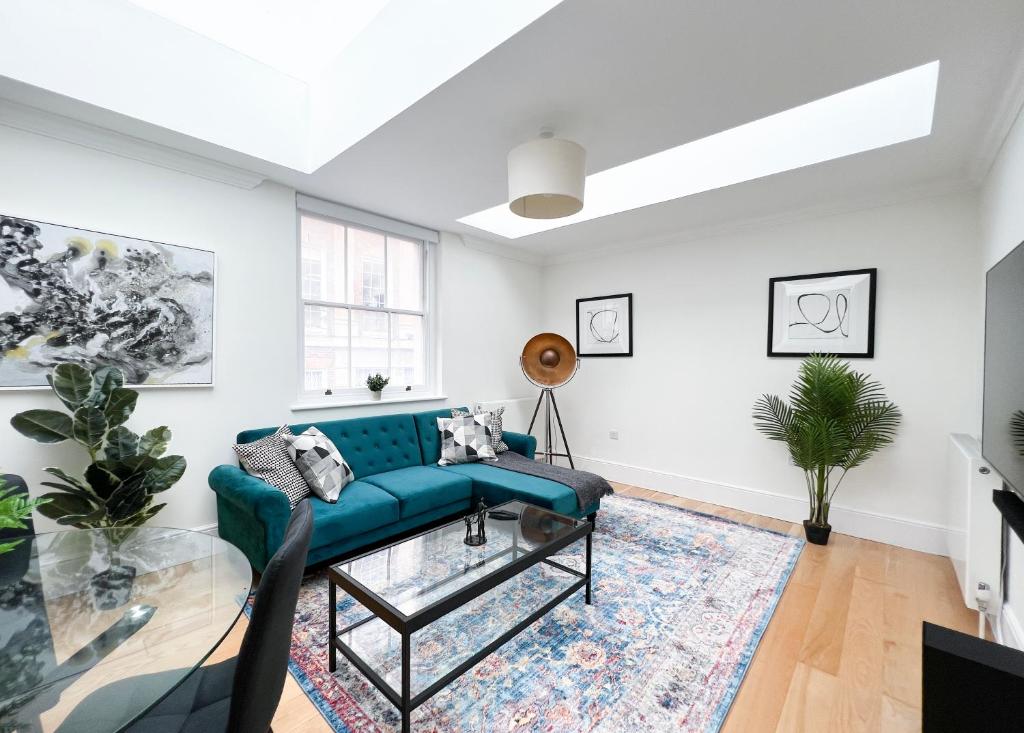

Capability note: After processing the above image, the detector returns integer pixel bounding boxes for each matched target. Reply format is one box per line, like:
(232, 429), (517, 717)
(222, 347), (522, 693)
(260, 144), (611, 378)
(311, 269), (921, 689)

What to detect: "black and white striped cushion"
(452, 404), (508, 453)
(233, 426), (311, 509)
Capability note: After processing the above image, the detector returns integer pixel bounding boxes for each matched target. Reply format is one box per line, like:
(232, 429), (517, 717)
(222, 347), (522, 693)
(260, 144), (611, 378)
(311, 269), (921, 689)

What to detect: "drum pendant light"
(508, 131), (586, 219)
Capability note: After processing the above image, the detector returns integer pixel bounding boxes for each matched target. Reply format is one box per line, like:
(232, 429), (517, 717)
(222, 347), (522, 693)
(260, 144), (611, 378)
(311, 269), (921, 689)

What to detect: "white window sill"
(289, 393), (448, 412)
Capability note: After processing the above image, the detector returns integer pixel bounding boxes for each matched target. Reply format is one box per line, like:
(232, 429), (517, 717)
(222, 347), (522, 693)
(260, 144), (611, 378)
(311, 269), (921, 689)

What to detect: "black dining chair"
(57, 499), (313, 733)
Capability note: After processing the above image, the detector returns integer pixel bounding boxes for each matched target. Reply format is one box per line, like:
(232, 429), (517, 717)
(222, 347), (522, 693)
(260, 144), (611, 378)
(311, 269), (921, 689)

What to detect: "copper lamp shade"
(521, 332), (577, 388)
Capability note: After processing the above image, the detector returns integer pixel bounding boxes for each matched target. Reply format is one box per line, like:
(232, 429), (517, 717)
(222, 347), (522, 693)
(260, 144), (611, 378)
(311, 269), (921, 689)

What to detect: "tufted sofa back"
(410, 407), (468, 465)
(236, 413), (423, 479)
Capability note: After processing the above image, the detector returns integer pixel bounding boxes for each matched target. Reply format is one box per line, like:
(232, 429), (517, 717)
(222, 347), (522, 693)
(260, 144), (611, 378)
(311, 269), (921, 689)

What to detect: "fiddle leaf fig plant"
(10, 363), (185, 529)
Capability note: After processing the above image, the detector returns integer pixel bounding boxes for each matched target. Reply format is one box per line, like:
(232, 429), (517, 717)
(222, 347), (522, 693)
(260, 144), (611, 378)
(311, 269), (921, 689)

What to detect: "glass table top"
(332, 500), (585, 618)
(0, 527), (252, 733)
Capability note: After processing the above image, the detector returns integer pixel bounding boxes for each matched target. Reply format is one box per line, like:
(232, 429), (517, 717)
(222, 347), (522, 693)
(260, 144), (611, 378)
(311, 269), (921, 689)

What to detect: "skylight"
(459, 61), (940, 239)
(126, 0), (391, 81)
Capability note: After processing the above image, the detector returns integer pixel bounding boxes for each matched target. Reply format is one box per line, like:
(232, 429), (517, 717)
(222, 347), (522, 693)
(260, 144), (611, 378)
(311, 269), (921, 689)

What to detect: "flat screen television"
(984, 239), (1024, 497)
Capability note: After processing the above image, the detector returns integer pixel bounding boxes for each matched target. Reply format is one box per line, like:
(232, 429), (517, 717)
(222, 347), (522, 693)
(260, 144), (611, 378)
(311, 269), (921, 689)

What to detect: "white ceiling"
(2, 0), (1023, 261)
(0, 0), (563, 171)
(124, 0), (391, 82)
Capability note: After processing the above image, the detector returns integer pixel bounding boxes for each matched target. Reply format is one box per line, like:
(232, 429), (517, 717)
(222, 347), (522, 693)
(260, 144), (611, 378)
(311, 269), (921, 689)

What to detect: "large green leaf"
(139, 426), (172, 458)
(42, 467), (89, 492)
(111, 455), (157, 478)
(144, 455), (187, 493)
(49, 363), (93, 409)
(123, 502), (167, 526)
(104, 426), (140, 461)
(11, 410), (74, 443)
(85, 463), (121, 500)
(73, 405), (108, 450)
(104, 388), (138, 427)
(106, 475), (150, 521)
(36, 491), (100, 521)
(90, 366), (125, 408)
(39, 481), (99, 502)
(55, 506), (107, 527)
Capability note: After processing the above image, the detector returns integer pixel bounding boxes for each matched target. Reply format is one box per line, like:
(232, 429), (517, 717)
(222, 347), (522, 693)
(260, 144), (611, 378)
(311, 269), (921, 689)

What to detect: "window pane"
(300, 215), (346, 302)
(304, 306), (349, 391)
(351, 309), (389, 387)
(390, 313), (424, 386)
(387, 237), (423, 311)
(347, 227), (386, 307)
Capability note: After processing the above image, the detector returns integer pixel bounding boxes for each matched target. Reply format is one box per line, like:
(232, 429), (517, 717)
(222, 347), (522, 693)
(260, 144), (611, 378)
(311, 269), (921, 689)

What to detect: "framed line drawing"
(767, 268), (876, 358)
(576, 293), (633, 357)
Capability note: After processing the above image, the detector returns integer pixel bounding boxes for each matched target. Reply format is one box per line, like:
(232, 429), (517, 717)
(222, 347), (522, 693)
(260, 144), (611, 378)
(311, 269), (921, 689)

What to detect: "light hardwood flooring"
(211, 482), (979, 733)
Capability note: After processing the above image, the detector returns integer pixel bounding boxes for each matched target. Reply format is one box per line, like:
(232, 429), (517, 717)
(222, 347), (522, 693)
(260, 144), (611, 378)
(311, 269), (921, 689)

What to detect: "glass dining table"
(0, 527), (252, 732)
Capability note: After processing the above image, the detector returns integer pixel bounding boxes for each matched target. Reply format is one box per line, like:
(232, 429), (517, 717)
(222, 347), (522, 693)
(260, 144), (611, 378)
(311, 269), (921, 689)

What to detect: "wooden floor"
(212, 483), (979, 732)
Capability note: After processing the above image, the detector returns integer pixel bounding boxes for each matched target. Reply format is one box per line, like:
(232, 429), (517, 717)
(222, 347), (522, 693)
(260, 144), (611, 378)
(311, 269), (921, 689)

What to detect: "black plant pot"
(90, 565), (137, 610)
(802, 520), (832, 546)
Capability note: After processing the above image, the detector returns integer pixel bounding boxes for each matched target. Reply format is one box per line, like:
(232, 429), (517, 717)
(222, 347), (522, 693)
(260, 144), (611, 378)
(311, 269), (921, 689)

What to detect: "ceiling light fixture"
(461, 60), (940, 238)
(507, 130), (587, 219)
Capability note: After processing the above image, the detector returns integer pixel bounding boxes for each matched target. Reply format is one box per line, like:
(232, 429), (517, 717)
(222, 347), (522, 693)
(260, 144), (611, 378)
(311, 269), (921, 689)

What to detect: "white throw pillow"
(437, 414), (497, 466)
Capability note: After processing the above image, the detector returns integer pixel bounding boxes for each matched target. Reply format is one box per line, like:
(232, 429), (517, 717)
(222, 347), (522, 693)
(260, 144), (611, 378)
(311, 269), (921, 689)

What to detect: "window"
(299, 212), (430, 400)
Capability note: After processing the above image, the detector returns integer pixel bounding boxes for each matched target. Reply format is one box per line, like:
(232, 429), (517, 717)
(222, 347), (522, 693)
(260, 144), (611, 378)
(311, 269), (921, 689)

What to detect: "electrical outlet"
(609, 430), (619, 440)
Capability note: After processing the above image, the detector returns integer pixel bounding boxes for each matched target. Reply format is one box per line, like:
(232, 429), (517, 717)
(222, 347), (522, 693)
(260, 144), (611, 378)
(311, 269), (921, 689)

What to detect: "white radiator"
(945, 434), (1003, 613)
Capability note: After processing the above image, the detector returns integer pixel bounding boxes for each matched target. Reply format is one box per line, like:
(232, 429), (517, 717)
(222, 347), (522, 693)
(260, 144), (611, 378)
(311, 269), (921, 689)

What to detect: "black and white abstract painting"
(577, 293), (633, 357)
(0, 215), (215, 387)
(767, 269), (875, 358)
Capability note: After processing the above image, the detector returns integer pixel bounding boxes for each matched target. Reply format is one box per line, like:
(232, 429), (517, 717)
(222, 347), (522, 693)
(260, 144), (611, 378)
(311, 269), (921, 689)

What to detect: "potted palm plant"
(753, 354), (901, 545)
(0, 476), (47, 555)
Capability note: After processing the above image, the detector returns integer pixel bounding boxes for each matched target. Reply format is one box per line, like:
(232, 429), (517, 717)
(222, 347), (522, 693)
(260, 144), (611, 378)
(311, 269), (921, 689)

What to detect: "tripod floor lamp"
(520, 332), (579, 468)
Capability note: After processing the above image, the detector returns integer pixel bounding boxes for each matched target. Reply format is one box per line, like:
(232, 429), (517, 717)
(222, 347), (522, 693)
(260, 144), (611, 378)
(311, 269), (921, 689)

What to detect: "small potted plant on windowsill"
(366, 373), (389, 401)
(752, 354), (901, 545)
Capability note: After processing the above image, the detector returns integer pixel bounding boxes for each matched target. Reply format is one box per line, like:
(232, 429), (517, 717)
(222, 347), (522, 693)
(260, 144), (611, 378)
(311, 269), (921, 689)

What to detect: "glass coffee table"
(328, 500), (593, 732)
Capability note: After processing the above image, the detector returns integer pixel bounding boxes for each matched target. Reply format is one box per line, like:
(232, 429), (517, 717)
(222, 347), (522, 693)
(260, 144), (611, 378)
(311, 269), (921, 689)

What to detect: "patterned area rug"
(283, 495), (803, 732)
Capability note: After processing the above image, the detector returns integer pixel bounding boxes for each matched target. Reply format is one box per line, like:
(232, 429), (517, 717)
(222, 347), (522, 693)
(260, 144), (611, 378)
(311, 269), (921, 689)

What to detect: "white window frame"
(296, 201), (438, 406)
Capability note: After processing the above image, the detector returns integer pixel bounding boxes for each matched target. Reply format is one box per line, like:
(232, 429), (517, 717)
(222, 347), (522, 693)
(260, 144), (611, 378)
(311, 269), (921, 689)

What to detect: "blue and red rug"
(283, 495), (802, 732)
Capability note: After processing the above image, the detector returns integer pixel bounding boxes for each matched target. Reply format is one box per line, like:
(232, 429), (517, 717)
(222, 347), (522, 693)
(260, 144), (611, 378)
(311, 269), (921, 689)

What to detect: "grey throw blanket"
(490, 451), (614, 511)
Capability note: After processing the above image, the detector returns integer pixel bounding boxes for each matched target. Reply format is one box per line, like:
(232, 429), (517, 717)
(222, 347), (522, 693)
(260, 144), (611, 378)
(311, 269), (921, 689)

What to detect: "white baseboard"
(999, 604), (1024, 650)
(576, 455), (951, 555)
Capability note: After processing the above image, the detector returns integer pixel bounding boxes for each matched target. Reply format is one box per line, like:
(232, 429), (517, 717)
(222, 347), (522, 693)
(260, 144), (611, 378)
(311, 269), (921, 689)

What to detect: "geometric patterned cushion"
(282, 426), (354, 503)
(233, 425), (311, 509)
(452, 404), (508, 453)
(436, 413), (497, 466)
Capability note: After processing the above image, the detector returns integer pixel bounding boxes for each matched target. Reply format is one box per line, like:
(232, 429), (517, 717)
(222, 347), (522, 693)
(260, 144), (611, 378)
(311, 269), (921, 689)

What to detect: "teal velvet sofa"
(209, 408), (601, 571)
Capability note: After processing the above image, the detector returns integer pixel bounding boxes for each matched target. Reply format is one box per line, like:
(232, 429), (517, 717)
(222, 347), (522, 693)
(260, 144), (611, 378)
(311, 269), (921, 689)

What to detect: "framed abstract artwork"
(576, 293), (633, 357)
(0, 214), (215, 388)
(767, 268), (876, 358)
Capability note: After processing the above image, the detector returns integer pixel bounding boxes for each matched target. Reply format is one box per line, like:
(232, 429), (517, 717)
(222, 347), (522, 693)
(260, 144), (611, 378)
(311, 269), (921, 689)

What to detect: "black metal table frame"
(327, 502), (594, 733)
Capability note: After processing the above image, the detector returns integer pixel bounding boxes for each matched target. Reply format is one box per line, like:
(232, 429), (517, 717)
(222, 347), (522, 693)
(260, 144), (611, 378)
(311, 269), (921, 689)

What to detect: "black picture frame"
(576, 293), (633, 357)
(767, 268), (876, 358)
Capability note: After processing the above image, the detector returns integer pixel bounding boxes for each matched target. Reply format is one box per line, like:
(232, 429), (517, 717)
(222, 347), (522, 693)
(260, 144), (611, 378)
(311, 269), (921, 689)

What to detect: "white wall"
(437, 234), (544, 428)
(0, 126), (542, 531)
(541, 192), (983, 553)
(979, 105), (1024, 648)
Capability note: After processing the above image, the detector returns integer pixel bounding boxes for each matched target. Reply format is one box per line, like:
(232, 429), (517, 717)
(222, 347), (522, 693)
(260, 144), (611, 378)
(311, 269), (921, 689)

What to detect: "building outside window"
(298, 210), (431, 401)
